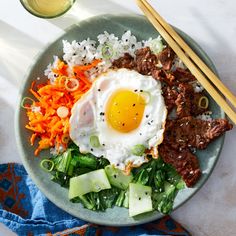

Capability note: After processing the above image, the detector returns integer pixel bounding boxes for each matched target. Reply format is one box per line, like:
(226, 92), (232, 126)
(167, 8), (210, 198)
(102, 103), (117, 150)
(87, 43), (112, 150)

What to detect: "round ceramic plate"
(16, 14), (225, 226)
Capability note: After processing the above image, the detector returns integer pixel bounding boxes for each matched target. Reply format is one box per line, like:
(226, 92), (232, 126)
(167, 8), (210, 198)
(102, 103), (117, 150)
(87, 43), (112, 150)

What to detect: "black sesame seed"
(132, 44), (135, 48)
(98, 89), (101, 92)
(73, 53), (76, 56)
(125, 39), (128, 42)
(91, 148), (94, 151)
(84, 46), (86, 50)
(114, 175), (117, 179)
(133, 104), (136, 107)
(122, 123), (125, 126)
(134, 89), (138, 92)
(136, 113), (139, 116)
(140, 89), (143, 92)
(146, 115), (149, 118)
(102, 144), (105, 146)
(151, 120), (154, 123)
(148, 122), (151, 125)
(139, 133), (142, 136)
(138, 197), (141, 200)
(145, 192), (148, 195)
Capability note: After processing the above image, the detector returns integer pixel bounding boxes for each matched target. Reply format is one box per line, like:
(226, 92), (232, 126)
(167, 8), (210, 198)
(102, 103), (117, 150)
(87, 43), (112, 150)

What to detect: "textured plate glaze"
(15, 14), (225, 226)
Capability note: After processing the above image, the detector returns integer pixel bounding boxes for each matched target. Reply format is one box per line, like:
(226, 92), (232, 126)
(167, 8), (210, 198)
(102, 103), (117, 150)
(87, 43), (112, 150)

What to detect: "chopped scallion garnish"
(90, 135), (100, 148)
(198, 96), (209, 109)
(40, 159), (54, 172)
(20, 97), (35, 109)
(131, 144), (146, 156)
(101, 44), (114, 60)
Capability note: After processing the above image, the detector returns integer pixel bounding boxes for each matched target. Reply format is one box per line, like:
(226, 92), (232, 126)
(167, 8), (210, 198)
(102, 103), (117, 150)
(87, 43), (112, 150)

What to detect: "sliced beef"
(163, 117), (233, 150)
(174, 83), (208, 118)
(151, 69), (176, 86)
(175, 83), (193, 118)
(135, 47), (158, 75)
(162, 85), (179, 111)
(112, 53), (136, 69)
(173, 67), (196, 83)
(156, 46), (175, 71)
(159, 144), (201, 187)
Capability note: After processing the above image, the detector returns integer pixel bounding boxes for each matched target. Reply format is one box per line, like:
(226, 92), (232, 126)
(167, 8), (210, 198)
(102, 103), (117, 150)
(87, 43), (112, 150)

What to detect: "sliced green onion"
(65, 78), (79, 92)
(149, 37), (164, 54)
(198, 96), (209, 109)
(20, 97), (35, 109)
(139, 91), (151, 105)
(61, 134), (70, 144)
(40, 159), (54, 172)
(131, 144), (146, 156)
(102, 44), (114, 60)
(90, 135), (100, 148)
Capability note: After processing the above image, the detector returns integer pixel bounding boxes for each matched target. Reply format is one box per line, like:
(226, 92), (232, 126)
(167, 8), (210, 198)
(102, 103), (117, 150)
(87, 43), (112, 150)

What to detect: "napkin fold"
(0, 163), (190, 236)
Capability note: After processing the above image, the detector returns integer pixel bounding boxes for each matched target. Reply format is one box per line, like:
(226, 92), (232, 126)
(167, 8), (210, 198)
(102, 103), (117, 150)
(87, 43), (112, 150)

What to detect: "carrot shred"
(24, 59), (99, 155)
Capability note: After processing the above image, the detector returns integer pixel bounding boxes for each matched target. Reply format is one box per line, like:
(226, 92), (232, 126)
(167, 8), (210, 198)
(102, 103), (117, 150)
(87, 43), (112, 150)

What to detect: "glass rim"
(19, 0), (76, 19)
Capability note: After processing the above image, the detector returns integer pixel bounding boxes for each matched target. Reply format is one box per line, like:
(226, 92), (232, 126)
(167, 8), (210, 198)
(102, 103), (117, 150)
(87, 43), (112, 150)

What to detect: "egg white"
(69, 68), (167, 169)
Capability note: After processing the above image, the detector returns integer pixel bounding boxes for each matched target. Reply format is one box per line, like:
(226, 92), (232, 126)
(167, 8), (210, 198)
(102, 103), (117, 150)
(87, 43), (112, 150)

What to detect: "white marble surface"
(0, 0), (236, 235)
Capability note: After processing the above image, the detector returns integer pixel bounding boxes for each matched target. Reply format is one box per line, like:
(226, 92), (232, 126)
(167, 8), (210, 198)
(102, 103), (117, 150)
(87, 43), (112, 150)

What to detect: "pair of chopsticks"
(136, 0), (236, 124)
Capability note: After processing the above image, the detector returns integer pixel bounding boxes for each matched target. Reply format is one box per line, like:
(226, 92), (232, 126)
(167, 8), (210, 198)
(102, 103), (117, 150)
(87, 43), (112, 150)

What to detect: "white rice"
(190, 80), (204, 93)
(44, 55), (60, 84)
(196, 111), (213, 121)
(44, 31), (164, 82)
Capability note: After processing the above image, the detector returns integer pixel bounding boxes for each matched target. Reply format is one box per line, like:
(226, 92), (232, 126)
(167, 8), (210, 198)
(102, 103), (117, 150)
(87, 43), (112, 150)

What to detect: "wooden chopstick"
(140, 0), (236, 108)
(136, 0), (236, 124)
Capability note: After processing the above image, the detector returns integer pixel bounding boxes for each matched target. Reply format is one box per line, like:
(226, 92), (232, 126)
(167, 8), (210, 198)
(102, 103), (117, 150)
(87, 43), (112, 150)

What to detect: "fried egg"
(69, 68), (167, 170)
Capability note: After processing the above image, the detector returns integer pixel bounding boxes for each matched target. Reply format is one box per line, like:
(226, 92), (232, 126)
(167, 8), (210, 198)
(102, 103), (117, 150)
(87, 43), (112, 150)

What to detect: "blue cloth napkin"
(0, 163), (190, 236)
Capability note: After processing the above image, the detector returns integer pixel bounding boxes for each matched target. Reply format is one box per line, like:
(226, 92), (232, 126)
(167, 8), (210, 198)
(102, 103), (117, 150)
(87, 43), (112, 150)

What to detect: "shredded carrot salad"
(23, 59), (101, 156)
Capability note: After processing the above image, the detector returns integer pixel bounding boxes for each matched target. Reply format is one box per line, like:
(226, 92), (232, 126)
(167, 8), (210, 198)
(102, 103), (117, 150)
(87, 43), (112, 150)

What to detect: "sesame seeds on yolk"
(106, 89), (145, 133)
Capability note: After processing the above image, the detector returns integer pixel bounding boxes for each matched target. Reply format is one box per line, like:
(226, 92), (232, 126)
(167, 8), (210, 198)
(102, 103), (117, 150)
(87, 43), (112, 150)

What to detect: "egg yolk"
(106, 89), (145, 133)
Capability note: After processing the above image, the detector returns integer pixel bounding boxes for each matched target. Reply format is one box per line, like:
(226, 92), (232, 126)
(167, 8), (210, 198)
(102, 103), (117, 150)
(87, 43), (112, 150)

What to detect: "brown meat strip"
(162, 85), (179, 111)
(163, 117), (233, 150)
(156, 46), (176, 71)
(112, 53), (136, 69)
(175, 83), (208, 118)
(135, 47), (158, 75)
(175, 83), (193, 118)
(159, 144), (201, 187)
(151, 69), (176, 86)
(173, 67), (196, 83)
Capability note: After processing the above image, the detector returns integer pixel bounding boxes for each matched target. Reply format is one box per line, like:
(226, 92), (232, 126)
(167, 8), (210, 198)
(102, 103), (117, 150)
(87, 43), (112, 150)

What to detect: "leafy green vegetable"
(105, 165), (133, 190)
(69, 169), (111, 199)
(132, 157), (185, 214)
(73, 154), (98, 169)
(56, 149), (72, 173)
(152, 182), (178, 214)
(71, 188), (120, 211)
(41, 141), (185, 215)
